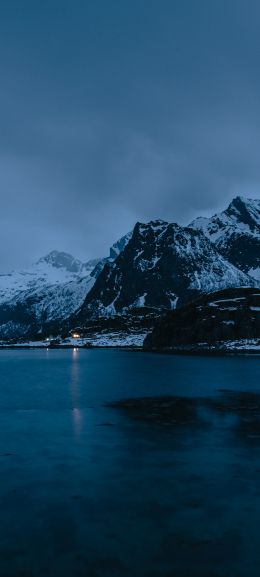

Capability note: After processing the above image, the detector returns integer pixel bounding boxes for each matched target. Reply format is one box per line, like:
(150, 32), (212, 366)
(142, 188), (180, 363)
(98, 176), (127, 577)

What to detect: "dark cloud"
(0, 0), (260, 271)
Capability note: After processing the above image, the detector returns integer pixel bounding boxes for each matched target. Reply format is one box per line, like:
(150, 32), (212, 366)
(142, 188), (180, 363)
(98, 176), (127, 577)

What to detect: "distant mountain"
(0, 251), (95, 339)
(144, 287), (260, 349)
(190, 196), (260, 280)
(37, 250), (87, 274)
(0, 232), (132, 339)
(76, 219), (255, 321)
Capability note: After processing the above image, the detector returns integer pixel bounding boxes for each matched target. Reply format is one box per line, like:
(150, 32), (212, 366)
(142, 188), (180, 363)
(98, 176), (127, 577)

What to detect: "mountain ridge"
(0, 196), (259, 341)
(76, 219), (256, 321)
(190, 196), (260, 280)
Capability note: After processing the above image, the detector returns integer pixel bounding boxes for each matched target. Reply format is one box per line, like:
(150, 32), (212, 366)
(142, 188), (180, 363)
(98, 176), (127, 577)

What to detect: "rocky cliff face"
(144, 288), (260, 349)
(77, 219), (255, 320)
(190, 196), (260, 280)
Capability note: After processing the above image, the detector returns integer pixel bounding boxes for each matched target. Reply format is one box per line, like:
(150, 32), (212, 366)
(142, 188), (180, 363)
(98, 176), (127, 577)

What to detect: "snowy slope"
(190, 196), (260, 280)
(0, 232), (133, 339)
(0, 251), (95, 305)
(0, 252), (96, 338)
(77, 219), (255, 319)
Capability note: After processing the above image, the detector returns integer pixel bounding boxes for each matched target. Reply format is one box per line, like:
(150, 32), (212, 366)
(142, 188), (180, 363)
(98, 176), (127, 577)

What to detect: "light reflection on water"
(70, 348), (82, 439)
(0, 350), (259, 577)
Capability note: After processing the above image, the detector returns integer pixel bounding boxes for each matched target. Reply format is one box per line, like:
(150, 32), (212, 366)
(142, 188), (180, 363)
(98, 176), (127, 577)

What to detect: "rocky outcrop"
(190, 196), (260, 280)
(144, 288), (260, 349)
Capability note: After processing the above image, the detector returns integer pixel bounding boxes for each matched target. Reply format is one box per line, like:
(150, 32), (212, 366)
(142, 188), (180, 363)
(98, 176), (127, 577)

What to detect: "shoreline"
(0, 344), (259, 355)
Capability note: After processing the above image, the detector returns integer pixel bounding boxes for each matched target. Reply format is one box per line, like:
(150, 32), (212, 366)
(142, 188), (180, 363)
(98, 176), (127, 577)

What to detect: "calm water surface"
(0, 349), (260, 577)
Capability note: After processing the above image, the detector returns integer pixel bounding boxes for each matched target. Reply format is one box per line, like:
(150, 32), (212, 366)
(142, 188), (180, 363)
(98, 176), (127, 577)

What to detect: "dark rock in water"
(205, 391), (260, 442)
(144, 287), (260, 349)
(98, 422), (116, 427)
(107, 396), (202, 426)
(108, 391), (260, 442)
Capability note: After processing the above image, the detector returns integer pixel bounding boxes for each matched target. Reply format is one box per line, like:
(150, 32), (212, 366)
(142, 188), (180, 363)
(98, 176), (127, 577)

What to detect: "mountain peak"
(190, 195), (260, 280)
(138, 219), (168, 228)
(133, 219), (169, 236)
(37, 251), (83, 273)
(229, 195), (248, 206)
(149, 219), (169, 227)
(225, 196), (260, 231)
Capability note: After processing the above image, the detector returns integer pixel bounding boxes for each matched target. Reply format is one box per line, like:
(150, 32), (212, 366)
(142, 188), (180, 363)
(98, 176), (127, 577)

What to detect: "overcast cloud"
(0, 0), (260, 271)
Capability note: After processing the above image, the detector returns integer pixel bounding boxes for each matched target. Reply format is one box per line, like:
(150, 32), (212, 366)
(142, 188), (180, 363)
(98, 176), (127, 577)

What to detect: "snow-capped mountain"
(0, 251), (94, 305)
(0, 232), (133, 339)
(190, 196), (260, 280)
(76, 219), (255, 320)
(0, 251), (96, 338)
(0, 196), (259, 341)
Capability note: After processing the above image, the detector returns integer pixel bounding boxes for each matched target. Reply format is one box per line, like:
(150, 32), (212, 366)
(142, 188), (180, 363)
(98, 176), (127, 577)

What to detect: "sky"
(0, 0), (260, 271)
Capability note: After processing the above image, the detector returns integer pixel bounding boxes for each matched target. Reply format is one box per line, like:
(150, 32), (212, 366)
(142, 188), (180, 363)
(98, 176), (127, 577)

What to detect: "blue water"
(0, 349), (260, 577)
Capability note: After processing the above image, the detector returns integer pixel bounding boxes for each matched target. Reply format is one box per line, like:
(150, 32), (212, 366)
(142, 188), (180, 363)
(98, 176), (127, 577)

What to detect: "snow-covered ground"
(1, 335), (259, 352)
(0, 232), (134, 335)
(63, 332), (147, 347)
(220, 339), (260, 351)
(0, 332), (148, 348)
(176, 339), (260, 353)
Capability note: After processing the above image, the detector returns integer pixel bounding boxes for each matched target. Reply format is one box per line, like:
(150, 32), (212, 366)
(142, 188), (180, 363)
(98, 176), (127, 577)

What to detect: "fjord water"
(0, 350), (260, 577)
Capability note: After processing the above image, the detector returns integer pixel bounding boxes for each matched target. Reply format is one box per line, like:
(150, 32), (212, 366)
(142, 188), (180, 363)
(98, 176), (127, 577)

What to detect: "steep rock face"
(190, 196), (260, 280)
(109, 231), (133, 259)
(78, 220), (254, 319)
(144, 288), (260, 348)
(88, 231), (132, 278)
